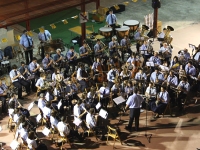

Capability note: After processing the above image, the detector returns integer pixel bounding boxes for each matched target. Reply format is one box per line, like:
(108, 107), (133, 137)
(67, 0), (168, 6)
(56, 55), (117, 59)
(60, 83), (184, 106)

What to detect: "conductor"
(125, 88), (144, 132)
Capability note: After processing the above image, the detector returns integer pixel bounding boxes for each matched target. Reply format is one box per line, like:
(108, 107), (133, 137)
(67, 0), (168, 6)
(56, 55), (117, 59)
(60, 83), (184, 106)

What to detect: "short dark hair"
(77, 99), (82, 105)
(109, 9), (113, 12)
(97, 39), (100, 42)
(32, 57), (37, 61)
(70, 46), (74, 49)
(12, 64), (18, 69)
(23, 30), (27, 33)
(21, 61), (25, 65)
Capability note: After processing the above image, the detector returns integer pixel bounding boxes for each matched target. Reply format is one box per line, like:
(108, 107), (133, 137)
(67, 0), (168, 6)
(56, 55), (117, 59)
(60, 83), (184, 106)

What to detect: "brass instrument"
(99, 40), (109, 56)
(85, 43), (93, 54)
(40, 80), (50, 90)
(163, 26), (174, 45)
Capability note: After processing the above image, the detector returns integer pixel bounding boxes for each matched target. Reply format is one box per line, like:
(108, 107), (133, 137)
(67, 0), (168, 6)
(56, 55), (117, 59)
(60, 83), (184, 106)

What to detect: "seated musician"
(73, 99), (87, 120)
(120, 35), (132, 62)
(66, 46), (77, 73)
(134, 27), (142, 53)
(86, 108), (106, 140)
(0, 79), (8, 113)
(170, 56), (180, 73)
(53, 48), (65, 67)
(35, 72), (47, 96)
(149, 52), (162, 72)
(144, 82), (157, 110)
(177, 76), (190, 111)
(185, 61), (196, 84)
(77, 63), (88, 92)
(37, 93), (46, 116)
(157, 28), (167, 47)
(86, 86), (98, 109)
(94, 39), (106, 57)
(140, 40), (152, 63)
(120, 66), (131, 81)
(159, 43), (172, 63)
(135, 68), (147, 80)
(57, 116), (83, 141)
(9, 65), (30, 100)
(182, 48), (191, 61)
(42, 53), (54, 72)
(53, 83), (64, 99)
(151, 86), (170, 118)
(111, 81), (121, 100)
(79, 42), (93, 66)
(19, 61), (31, 80)
(52, 68), (64, 82)
(109, 37), (119, 57)
(15, 122), (28, 141)
(150, 67), (165, 92)
(50, 110), (59, 129)
(124, 81), (134, 98)
(92, 57), (101, 75)
(99, 82), (110, 110)
(38, 26), (52, 59)
(107, 65), (119, 89)
(126, 52), (139, 66)
(42, 101), (52, 128)
(29, 57), (40, 77)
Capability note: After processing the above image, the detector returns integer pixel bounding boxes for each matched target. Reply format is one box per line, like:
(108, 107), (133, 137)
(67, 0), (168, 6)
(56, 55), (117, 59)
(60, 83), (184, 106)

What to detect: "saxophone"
(85, 43), (93, 54)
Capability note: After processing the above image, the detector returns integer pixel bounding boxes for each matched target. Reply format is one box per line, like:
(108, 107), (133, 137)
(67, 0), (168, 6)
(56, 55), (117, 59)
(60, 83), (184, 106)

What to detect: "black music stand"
(113, 96), (126, 123)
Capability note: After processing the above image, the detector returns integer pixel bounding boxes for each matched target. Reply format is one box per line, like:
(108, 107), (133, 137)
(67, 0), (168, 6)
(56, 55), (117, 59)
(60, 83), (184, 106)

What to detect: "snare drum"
(99, 27), (112, 38)
(123, 20), (140, 33)
(115, 26), (130, 39)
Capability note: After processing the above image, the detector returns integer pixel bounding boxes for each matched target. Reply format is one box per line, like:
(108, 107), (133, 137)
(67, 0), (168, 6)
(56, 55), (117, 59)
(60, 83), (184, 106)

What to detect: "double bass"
(131, 54), (140, 78)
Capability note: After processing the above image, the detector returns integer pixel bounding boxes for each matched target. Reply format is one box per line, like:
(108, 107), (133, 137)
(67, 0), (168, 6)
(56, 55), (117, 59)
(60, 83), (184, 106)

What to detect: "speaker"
(152, 0), (161, 9)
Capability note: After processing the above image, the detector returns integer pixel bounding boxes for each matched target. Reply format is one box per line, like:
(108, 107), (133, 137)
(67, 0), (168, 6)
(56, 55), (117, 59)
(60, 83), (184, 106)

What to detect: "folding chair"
(56, 131), (71, 150)
(19, 137), (29, 150)
(107, 125), (122, 148)
(83, 121), (96, 138)
(51, 125), (59, 141)
(162, 101), (172, 117)
(7, 115), (17, 133)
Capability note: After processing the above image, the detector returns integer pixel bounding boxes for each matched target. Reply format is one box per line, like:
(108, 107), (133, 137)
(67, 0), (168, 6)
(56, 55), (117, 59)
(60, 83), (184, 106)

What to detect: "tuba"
(164, 26), (174, 45)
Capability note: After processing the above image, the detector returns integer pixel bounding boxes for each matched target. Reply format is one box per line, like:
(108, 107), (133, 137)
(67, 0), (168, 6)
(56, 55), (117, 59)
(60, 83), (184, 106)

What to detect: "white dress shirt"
(50, 116), (58, 128)
(38, 98), (46, 110)
(42, 106), (51, 118)
(73, 104), (81, 118)
(86, 113), (96, 128)
(27, 138), (37, 149)
(57, 121), (70, 136)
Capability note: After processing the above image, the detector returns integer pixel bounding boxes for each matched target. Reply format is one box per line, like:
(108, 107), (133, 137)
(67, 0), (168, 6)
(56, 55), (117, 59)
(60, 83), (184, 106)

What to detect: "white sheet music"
(96, 102), (101, 110)
(99, 109), (108, 119)
(36, 114), (42, 123)
(42, 127), (50, 136)
(113, 96), (126, 105)
(57, 100), (62, 110)
(73, 117), (82, 126)
(10, 140), (20, 150)
(159, 65), (169, 71)
(28, 102), (34, 111)
(146, 61), (154, 67)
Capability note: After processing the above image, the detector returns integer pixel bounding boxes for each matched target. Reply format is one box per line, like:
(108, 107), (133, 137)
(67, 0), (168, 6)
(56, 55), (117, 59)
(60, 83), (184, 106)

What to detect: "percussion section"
(123, 20), (140, 36)
(115, 26), (130, 39)
(44, 39), (65, 54)
(99, 27), (113, 39)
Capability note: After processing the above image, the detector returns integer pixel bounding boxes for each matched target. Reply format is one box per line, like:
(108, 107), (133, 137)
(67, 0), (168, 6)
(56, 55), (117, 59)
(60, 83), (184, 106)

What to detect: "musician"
(15, 122), (28, 141)
(125, 88), (144, 132)
(111, 81), (121, 100)
(42, 53), (53, 72)
(120, 66), (131, 81)
(178, 48), (191, 62)
(159, 43), (172, 63)
(193, 48), (200, 62)
(92, 57), (101, 75)
(120, 35), (132, 61)
(94, 39), (104, 56)
(20, 30), (34, 65)
(134, 28), (142, 53)
(79, 42), (93, 66)
(126, 52), (139, 65)
(53, 48), (65, 67)
(151, 86), (170, 118)
(149, 52), (161, 66)
(157, 28), (167, 47)
(77, 63), (88, 92)
(145, 82), (157, 100)
(185, 61), (196, 76)
(86, 108), (106, 140)
(99, 82), (110, 110)
(57, 116), (83, 141)
(35, 72), (47, 96)
(50, 110), (59, 129)
(66, 46), (77, 73)
(106, 9), (117, 35)
(38, 26), (51, 59)
(9, 93), (20, 109)
(135, 68), (147, 80)
(0, 79), (8, 113)
(170, 56), (180, 72)
(109, 37), (119, 57)
(177, 77), (190, 111)
(52, 68), (64, 82)
(73, 99), (87, 120)
(53, 83), (64, 99)
(107, 65), (118, 89)
(166, 71), (178, 87)
(9, 65), (30, 100)
(37, 93), (46, 115)
(86, 86), (98, 109)
(29, 57), (40, 78)
(124, 81), (134, 98)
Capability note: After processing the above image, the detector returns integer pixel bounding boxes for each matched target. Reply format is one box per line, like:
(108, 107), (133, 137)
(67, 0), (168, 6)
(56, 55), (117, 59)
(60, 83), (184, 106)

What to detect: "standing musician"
(9, 65), (30, 100)
(140, 40), (152, 64)
(0, 79), (8, 113)
(38, 26), (52, 59)
(107, 65), (119, 89)
(86, 108), (106, 140)
(120, 35), (132, 62)
(134, 28), (142, 53)
(66, 46), (77, 73)
(53, 48), (66, 68)
(159, 43), (172, 63)
(125, 88), (144, 132)
(99, 82), (110, 110)
(79, 42), (93, 66)
(77, 63), (88, 92)
(109, 37), (119, 57)
(35, 72), (48, 96)
(20, 30), (34, 65)
(106, 9), (117, 35)
(151, 86), (170, 118)
(42, 53), (54, 72)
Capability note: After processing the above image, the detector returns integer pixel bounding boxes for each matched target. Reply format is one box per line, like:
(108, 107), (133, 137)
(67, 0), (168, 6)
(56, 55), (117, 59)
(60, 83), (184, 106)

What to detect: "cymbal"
(142, 25), (149, 30)
(72, 99), (77, 105)
(167, 26), (174, 31)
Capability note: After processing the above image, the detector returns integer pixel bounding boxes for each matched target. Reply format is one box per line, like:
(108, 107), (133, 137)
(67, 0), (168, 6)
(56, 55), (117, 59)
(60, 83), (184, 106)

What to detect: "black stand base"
(145, 133), (152, 143)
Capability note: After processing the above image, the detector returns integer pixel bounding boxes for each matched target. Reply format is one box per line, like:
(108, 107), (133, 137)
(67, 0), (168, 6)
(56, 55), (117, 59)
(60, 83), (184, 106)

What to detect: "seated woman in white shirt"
(50, 110), (58, 129)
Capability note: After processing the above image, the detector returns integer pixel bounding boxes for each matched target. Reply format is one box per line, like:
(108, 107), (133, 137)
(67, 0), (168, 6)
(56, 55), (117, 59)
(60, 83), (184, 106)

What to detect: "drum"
(115, 26), (130, 39)
(99, 27), (112, 38)
(123, 20), (140, 33)
(1, 61), (10, 68)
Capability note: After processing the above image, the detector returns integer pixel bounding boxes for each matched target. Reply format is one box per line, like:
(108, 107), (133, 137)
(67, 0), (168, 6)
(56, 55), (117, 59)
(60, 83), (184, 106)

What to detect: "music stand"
(113, 96), (126, 123)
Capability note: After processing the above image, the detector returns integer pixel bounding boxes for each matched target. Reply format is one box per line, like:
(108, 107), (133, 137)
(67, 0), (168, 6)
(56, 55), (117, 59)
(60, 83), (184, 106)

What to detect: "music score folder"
(113, 96), (126, 105)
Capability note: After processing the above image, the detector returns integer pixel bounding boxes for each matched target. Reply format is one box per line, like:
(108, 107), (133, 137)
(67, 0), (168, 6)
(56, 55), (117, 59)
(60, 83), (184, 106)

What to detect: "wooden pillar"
(25, 0), (30, 31)
(81, 0), (86, 44)
(96, 0), (100, 10)
(153, 8), (158, 38)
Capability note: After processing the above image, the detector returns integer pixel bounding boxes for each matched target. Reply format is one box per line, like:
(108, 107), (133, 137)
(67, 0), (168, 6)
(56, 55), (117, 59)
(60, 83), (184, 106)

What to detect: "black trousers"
(13, 79), (30, 99)
(0, 96), (6, 112)
(136, 43), (140, 54)
(128, 108), (140, 131)
(24, 48), (33, 65)
(41, 46), (45, 59)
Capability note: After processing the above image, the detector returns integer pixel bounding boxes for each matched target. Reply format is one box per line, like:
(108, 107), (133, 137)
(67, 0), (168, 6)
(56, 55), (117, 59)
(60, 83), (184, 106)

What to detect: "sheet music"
(99, 109), (108, 119)
(28, 102), (34, 111)
(73, 117), (82, 126)
(159, 65), (169, 71)
(146, 61), (154, 67)
(113, 96), (126, 105)
(10, 140), (20, 150)
(36, 114), (42, 123)
(96, 102), (101, 110)
(57, 100), (62, 110)
(0, 125), (2, 132)
(42, 127), (50, 136)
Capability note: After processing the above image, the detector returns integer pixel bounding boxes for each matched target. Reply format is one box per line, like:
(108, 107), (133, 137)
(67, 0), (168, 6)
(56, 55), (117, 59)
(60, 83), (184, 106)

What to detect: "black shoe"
(18, 97), (24, 100)
(125, 126), (132, 131)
